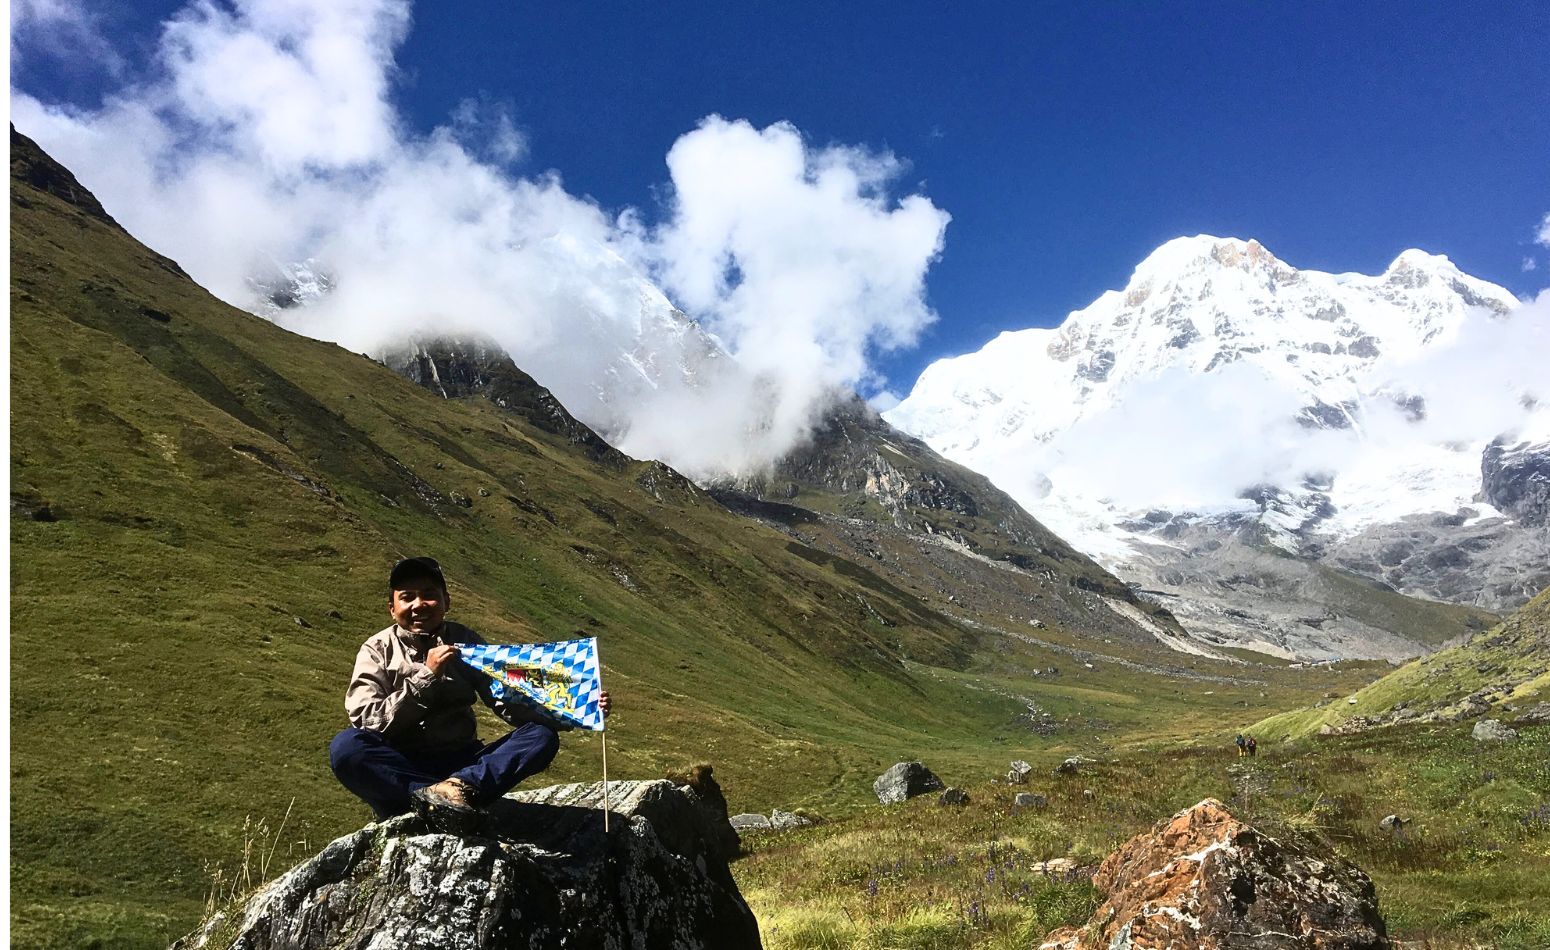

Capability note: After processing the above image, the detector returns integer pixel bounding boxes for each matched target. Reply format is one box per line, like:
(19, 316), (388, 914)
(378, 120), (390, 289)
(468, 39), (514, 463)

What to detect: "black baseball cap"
(389, 556), (447, 592)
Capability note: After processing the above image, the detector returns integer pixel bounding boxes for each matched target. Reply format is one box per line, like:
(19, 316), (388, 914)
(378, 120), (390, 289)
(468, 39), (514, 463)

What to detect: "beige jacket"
(344, 620), (560, 752)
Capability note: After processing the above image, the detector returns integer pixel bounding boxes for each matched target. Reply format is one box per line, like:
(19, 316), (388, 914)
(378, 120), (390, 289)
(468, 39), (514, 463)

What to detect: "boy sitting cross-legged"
(328, 556), (612, 826)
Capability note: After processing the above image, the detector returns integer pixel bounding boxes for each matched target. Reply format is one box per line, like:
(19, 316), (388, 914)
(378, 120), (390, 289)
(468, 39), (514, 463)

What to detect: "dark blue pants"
(329, 723), (560, 819)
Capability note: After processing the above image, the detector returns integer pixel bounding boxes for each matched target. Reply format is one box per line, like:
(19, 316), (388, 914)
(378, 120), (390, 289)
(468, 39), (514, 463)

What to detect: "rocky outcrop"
(1482, 436), (1550, 527)
(174, 779), (761, 950)
(873, 761), (945, 804)
(1040, 799), (1389, 949)
(383, 338), (629, 467)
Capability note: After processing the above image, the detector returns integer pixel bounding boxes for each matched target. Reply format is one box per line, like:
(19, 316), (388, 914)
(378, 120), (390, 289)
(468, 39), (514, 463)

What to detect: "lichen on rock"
(173, 778), (761, 950)
(1040, 798), (1390, 949)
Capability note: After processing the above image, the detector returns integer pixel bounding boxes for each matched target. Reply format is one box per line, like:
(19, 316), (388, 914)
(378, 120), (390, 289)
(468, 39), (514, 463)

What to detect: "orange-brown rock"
(1040, 798), (1389, 949)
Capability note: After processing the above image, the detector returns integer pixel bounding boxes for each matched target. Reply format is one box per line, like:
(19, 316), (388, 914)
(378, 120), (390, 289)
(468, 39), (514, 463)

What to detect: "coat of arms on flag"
(458, 637), (606, 731)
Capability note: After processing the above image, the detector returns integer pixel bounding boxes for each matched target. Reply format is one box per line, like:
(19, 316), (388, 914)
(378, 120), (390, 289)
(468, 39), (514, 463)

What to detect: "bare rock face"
(173, 779), (761, 950)
(1040, 799), (1389, 950)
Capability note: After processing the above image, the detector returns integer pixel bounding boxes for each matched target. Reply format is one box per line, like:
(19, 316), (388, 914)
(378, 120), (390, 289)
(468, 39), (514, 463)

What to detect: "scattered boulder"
(1451, 697), (1492, 721)
(873, 761), (945, 804)
(1008, 760), (1034, 784)
(1378, 814), (1408, 835)
(1039, 798), (1390, 950)
(769, 809), (812, 830)
(1082, 789), (1096, 802)
(1030, 857), (1079, 878)
(938, 787), (970, 806)
(1472, 719), (1518, 742)
(1014, 792), (1048, 809)
(1514, 702), (1550, 725)
(1054, 756), (1096, 776)
(173, 779), (762, 950)
(729, 813), (772, 831)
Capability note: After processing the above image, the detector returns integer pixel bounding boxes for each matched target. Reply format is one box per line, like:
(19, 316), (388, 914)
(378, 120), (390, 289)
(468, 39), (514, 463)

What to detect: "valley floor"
(734, 722), (1550, 950)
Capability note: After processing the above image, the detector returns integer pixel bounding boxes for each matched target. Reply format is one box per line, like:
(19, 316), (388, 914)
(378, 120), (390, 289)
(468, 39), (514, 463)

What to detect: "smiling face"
(389, 578), (448, 635)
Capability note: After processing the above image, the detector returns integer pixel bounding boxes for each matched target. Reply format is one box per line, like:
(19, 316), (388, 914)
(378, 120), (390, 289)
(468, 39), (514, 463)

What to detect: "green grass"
(736, 722), (1550, 950)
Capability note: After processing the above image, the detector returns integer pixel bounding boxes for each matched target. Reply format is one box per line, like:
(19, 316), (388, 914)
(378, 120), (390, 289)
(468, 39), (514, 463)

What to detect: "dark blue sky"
(16, 1), (1550, 391)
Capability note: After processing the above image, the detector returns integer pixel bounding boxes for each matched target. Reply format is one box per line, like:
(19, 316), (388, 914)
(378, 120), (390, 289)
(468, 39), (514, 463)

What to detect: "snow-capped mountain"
(886, 236), (1549, 658)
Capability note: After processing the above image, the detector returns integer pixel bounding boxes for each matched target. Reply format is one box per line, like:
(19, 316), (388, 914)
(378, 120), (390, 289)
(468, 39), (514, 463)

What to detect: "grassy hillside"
(7, 128), (1384, 948)
(1253, 587), (1550, 740)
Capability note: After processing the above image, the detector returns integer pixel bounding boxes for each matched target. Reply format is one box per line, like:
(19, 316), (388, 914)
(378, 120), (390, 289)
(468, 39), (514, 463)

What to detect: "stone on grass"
(729, 813), (772, 831)
(1030, 857), (1078, 877)
(1038, 798), (1390, 950)
(873, 761), (945, 804)
(1514, 702), (1550, 725)
(1378, 814), (1407, 834)
(938, 787), (970, 806)
(172, 778), (761, 950)
(769, 809), (812, 830)
(1014, 792), (1048, 809)
(1054, 755), (1096, 776)
(1472, 719), (1518, 742)
(1008, 760), (1034, 784)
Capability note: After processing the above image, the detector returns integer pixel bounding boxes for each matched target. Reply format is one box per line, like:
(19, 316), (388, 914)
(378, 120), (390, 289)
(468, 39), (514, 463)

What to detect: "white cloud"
(1526, 257), (1540, 272)
(13, 0), (949, 480)
(1537, 211), (1550, 248)
(11, 0), (125, 76)
(867, 390), (904, 413)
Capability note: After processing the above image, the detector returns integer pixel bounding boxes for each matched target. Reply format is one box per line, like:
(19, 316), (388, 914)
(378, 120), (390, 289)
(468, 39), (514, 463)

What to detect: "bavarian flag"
(458, 637), (606, 731)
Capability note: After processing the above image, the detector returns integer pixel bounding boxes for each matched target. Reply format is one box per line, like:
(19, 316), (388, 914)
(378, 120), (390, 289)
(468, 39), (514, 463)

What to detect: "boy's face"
(389, 578), (448, 634)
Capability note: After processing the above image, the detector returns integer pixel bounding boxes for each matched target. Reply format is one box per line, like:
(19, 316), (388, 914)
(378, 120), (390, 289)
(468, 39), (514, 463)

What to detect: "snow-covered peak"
(1131, 235), (1291, 283)
(1386, 248), (1456, 273)
(885, 236), (1532, 561)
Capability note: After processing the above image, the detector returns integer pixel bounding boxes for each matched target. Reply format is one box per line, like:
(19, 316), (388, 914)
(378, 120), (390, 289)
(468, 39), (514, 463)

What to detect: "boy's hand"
(599, 690), (613, 718)
(426, 644), (461, 675)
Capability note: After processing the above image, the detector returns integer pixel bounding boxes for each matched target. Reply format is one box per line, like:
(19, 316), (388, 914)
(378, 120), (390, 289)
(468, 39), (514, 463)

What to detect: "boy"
(328, 556), (611, 823)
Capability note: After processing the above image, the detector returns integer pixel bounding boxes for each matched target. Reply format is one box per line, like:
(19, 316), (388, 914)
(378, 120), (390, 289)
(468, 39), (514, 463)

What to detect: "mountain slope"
(1252, 586), (1550, 740)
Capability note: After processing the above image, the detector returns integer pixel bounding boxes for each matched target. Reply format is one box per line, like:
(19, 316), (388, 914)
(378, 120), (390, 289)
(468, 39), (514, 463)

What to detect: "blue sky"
(13, 1), (1550, 393)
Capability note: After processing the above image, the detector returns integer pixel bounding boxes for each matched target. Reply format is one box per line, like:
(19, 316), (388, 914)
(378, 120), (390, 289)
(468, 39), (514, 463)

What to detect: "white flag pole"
(595, 636), (610, 834)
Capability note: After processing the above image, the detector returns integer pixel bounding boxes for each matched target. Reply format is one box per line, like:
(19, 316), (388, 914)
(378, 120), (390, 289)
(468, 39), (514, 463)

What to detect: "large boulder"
(174, 779), (762, 950)
(873, 761), (944, 804)
(1054, 755), (1096, 775)
(1472, 719), (1519, 742)
(1039, 798), (1389, 949)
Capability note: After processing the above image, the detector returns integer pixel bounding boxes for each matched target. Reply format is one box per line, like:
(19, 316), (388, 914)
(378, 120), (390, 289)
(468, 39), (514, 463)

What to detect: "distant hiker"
(1235, 734), (1247, 758)
(328, 557), (612, 822)
(1246, 736), (1258, 758)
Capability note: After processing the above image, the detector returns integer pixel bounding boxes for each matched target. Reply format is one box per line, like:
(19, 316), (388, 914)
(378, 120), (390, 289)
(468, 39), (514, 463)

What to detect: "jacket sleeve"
(344, 638), (441, 735)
